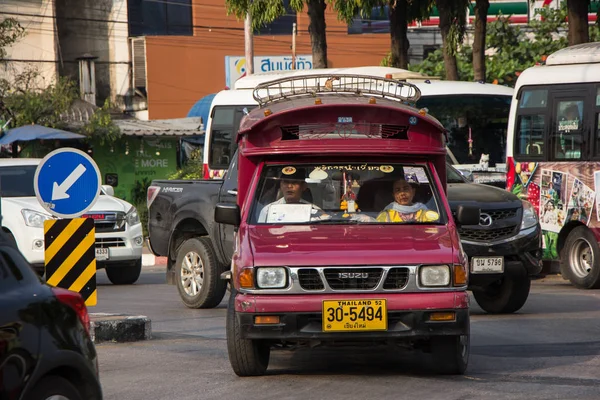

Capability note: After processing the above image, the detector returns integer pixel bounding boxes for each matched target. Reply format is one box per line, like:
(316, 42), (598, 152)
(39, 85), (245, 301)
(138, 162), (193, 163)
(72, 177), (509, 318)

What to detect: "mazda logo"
(479, 213), (493, 226)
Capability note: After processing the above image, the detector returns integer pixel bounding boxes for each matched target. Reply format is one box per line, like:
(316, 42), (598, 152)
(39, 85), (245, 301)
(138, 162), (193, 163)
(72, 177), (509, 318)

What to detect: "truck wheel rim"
(569, 238), (593, 279)
(181, 251), (204, 296)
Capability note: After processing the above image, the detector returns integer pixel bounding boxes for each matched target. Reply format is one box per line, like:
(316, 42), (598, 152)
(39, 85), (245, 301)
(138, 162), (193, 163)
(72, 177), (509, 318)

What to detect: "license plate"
(95, 248), (109, 261)
(322, 299), (387, 332)
(471, 256), (504, 273)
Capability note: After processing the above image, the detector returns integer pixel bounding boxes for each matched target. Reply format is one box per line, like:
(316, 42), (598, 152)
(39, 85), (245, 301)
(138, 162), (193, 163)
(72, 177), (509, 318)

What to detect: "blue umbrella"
(0, 124), (86, 145)
(187, 93), (216, 124)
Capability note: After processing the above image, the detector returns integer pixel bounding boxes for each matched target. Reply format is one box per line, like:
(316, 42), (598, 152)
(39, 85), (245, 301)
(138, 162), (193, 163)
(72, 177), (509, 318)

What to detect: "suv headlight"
(21, 209), (54, 228)
(521, 200), (538, 230)
(126, 207), (140, 226)
(256, 267), (287, 289)
(419, 265), (451, 287)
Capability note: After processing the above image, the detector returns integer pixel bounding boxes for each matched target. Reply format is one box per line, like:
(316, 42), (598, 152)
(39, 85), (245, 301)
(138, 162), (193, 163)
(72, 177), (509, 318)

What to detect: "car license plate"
(95, 248), (109, 261)
(471, 256), (504, 273)
(322, 299), (387, 332)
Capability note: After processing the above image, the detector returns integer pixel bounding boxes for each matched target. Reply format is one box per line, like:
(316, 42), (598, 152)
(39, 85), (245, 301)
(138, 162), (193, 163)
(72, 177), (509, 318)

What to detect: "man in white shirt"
(258, 167), (326, 223)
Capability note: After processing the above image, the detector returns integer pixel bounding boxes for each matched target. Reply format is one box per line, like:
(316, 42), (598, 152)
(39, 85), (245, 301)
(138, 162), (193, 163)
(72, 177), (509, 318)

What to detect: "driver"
(257, 167), (327, 223)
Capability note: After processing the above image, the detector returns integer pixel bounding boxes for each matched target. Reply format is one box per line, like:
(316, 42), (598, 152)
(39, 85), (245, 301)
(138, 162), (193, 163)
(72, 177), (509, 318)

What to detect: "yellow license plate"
(322, 299), (387, 332)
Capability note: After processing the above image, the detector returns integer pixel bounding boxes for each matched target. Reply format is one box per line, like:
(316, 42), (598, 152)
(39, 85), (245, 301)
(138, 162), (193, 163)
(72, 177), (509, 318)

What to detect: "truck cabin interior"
(234, 75), (449, 206)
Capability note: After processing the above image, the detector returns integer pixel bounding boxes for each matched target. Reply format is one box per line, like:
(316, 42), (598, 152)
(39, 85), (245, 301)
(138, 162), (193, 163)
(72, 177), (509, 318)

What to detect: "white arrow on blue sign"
(34, 148), (102, 219)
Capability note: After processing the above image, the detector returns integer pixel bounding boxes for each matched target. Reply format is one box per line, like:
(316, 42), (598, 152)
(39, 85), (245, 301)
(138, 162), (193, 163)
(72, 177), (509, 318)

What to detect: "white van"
(202, 66), (514, 184)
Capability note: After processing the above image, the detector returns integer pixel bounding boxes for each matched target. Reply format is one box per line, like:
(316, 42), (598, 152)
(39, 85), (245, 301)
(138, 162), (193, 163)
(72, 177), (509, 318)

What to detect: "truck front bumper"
(462, 224), (543, 289)
(234, 292), (469, 342)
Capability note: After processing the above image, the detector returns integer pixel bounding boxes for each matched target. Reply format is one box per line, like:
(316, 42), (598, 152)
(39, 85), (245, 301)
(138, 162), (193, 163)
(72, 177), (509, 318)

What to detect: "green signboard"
(93, 137), (179, 205)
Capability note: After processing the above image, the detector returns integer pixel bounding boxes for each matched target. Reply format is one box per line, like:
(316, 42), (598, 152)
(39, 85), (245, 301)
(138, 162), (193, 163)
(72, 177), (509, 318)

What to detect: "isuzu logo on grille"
(338, 272), (369, 279)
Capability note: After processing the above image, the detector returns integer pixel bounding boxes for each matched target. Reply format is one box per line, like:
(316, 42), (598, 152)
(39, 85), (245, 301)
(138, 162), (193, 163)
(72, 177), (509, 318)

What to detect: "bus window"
(416, 95), (511, 167)
(516, 114), (545, 157)
(209, 107), (236, 170)
(520, 89), (548, 109)
(553, 99), (584, 160)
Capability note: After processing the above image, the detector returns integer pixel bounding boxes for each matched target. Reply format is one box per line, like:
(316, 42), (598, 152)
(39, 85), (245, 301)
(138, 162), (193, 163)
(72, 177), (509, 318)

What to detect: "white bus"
(202, 66), (514, 184)
(505, 42), (600, 289)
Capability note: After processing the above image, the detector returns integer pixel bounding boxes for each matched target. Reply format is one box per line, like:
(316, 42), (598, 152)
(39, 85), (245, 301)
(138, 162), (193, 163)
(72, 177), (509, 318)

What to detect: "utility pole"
(244, 12), (254, 75)
(292, 22), (297, 70)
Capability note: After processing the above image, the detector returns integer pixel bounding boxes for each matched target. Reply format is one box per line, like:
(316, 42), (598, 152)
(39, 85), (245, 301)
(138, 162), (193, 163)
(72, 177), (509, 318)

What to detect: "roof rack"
(252, 74), (422, 107)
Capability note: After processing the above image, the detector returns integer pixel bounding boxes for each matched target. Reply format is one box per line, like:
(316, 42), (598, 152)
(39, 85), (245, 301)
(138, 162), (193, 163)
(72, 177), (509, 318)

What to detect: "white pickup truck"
(0, 158), (144, 284)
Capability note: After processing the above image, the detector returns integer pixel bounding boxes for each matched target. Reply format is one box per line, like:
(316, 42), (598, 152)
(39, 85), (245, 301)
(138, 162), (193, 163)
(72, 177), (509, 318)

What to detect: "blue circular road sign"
(34, 148), (101, 219)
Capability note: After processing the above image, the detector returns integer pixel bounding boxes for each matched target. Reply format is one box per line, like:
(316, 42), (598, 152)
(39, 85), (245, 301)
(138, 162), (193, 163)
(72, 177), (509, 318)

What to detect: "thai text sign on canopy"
(225, 55), (313, 89)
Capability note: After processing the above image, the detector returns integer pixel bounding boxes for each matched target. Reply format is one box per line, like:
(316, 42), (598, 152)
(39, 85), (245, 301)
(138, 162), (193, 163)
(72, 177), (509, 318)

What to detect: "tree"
(225, 0), (329, 68)
(472, 0), (490, 81)
(0, 68), (78, 129)
(435, 0), (470, 80)
(407, 4), (598, 86)
(566, 0), (590, 45)
(0, 18), (25, 60)
(333, 0), (433, 69)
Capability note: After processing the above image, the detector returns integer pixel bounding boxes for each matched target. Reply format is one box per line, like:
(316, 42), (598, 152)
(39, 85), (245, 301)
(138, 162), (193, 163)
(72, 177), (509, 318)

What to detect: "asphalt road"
(93, 266), (600, 400)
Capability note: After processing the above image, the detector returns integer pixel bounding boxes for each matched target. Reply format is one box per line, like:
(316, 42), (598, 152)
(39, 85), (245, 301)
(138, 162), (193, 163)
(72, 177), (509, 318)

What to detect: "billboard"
(225, 55), (313, 88)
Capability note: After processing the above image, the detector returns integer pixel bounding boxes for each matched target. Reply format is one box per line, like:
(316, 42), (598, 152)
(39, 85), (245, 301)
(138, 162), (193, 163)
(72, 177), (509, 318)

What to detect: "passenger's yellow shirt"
(376, 208), (440, 223)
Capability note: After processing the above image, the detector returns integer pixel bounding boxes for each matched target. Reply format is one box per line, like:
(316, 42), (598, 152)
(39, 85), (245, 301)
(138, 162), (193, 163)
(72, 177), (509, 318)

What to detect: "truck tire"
(175, 237), (227, 309)
(472, 273), (531, 314)
(28, 375), (83, 400)
(431, 334), (469, 375)
(226, 290), (270, 376)
(105, 259), (142, 285)
(560, 226), (600, 289)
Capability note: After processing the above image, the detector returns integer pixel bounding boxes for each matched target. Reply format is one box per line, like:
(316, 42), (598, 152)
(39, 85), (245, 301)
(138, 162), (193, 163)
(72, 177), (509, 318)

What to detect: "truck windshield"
(250, 162), (444, 225)
(0, 166), (37, 197)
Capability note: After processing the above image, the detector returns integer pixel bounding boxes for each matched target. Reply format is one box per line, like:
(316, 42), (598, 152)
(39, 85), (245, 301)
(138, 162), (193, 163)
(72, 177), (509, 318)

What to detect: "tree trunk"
(436, 0), (459, 80)
(472, 0), (489, 82)
(307, 0), (328, 68)
(567, 0), (590, 46)
(389, 0), (410, 69)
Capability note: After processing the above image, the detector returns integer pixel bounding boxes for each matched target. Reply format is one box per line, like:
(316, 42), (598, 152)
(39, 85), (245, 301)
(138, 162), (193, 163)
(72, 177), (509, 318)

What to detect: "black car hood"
(447, 183), (521, 210)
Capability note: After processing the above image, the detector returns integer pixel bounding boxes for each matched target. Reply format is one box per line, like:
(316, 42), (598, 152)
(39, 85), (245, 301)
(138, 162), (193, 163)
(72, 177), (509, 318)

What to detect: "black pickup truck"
(147, 157), (542, 313)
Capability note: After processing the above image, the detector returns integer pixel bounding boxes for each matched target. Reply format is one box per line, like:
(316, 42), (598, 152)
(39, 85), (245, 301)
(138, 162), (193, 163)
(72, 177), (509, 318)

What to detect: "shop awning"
(0, 124), (86, 145)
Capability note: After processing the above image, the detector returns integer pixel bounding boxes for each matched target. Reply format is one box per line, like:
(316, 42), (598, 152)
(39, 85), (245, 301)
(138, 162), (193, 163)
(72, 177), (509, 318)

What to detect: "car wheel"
(431, 334), (469, 375)
(105, 259), (142, 285)
(472, 271), (531, 314)
(560, 226), (600, 289)
(226, 289), (270, 376)
(175, 237), (227, 309)
(28, 375), (82, 400)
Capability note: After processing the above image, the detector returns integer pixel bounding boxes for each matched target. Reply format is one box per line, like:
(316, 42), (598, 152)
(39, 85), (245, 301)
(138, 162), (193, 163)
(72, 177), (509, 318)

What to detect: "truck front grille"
(486, 208), (519, 221)
(324, 268), (383, 290)
(83, 212), (126, 233)
(96, 238), (126, 248)
(459, 226), (517, 242)
(296, 267), (412, 291)
(383, 268), (410, 289)
(298, 269), (324, 290)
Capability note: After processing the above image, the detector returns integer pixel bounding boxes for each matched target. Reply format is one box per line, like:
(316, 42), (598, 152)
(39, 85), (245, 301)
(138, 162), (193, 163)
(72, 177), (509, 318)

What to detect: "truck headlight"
(21, 209), (54, 228)
(256, 267), (287, 289)
(419, 265), (451, 287)
(521, 200), (538, 230)
(126, 207), (140, 226)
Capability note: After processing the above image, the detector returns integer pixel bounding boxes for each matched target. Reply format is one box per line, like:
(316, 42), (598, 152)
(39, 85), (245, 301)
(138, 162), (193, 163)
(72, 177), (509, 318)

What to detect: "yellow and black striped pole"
(44, 218), (97, 306)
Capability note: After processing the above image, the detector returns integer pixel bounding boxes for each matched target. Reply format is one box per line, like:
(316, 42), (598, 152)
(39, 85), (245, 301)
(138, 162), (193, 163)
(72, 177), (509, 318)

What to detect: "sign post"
(34, 148), (101, 306)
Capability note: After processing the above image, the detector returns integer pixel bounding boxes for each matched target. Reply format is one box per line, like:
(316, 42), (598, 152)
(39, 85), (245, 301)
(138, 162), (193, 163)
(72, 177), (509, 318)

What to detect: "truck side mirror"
(215, 203), (241, 226)
(455, 205), (480, 226)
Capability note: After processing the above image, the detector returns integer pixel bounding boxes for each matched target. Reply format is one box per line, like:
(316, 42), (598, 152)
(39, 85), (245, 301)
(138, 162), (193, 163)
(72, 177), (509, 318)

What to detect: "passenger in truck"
(376, 178), (439, 223)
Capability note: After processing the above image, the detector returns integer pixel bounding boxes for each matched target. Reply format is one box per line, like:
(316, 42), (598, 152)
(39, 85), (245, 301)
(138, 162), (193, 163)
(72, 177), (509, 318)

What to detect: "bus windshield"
(416, 95), (512, 168)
